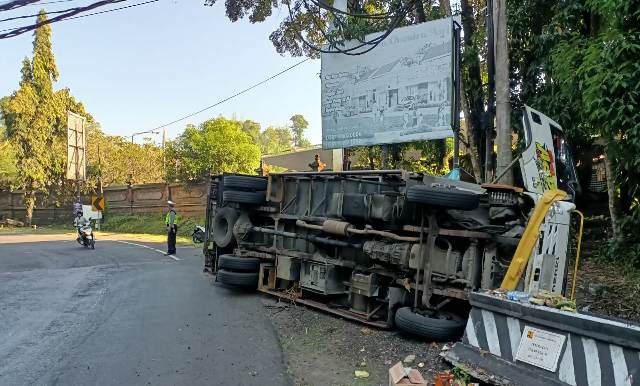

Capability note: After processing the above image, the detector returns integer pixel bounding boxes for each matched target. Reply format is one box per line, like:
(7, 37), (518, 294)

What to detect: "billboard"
(66, 111), (87, 180)
(321, 17), (454, 149)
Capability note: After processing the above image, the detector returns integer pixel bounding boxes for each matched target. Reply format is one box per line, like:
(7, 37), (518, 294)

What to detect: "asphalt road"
(0, 233), (290, 386)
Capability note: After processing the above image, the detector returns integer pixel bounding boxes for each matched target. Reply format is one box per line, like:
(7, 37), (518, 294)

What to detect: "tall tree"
(85, 124), (164, 186)
(0, 103), (17, 185)
(260, 126), (294, 154)
(1, 12), (59, 225)
(493, 0), (513, 184)
(460, 0), (487, 182)
(242, 119), (262, 144)
(289, 114), (311, 147)
(166, 117), (261, 181)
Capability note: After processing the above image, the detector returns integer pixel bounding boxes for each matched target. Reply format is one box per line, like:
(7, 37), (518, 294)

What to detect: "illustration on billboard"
(321, 17), (454, 149)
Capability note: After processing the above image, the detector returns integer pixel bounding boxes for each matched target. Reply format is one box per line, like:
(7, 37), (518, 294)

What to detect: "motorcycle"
(77, 221), (95, 249)
(192, 225), (205, 243)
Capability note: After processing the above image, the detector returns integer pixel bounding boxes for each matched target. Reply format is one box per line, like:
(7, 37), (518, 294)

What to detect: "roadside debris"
(389, 362), (426, 386)
(403, 354), (416, 364)
(360, 327), (373, 336)
(488, 289), (577, 312)
(354, 370), (369, 379)
(0, 218), (24, 227)
(588, 282), (607, 296)
(433, 372), (454, 386)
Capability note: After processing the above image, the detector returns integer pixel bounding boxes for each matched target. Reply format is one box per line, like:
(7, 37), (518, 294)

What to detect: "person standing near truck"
(165, 200), (178, 256)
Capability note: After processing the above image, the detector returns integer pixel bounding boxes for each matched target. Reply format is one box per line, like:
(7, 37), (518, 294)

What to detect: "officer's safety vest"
(165, 210), (179, 226)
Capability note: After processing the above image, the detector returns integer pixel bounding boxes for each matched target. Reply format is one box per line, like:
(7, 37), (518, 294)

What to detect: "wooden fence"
(0, 182), (209, 225)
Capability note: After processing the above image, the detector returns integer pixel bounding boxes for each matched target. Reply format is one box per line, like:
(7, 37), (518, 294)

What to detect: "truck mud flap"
(442, 292), (640, 386)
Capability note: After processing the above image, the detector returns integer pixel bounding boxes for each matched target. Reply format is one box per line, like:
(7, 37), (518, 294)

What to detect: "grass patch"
(100, 213), (204, 239)
(0, 225), (69, 234)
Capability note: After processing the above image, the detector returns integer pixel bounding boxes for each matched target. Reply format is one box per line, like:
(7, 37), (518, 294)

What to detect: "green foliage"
(209, 0), (419, 58)
(535, 0), (640, 265)
(452, 366), (471, 384)
(0, 101), (17, 185)
(242, 119), (262, 143)
(166, 117), (261, 181)
(260, 126), (294, 154)
(0, 12), (62, 224)
(0, 139), (17, 186)
(0, 12), (100, 222)
(350, 139), (451, 174)
(85, 124), (164, 186)
(290, 114), (311, 147)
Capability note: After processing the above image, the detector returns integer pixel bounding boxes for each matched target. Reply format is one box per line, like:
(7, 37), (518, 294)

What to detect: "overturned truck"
(203, 106), (580, 341)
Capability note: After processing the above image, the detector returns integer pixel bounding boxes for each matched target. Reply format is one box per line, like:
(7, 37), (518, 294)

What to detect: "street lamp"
(130, 130), (159, 143)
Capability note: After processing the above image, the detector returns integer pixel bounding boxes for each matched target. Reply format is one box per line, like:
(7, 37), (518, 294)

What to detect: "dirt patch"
(569, 217), (640, 324)
(572, 258), (640, 322)
(262, 298), (451, 386)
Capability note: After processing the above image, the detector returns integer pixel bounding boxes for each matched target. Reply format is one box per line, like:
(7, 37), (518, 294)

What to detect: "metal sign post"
(67, 111), (87, 216)
(452, 20), (462, 170)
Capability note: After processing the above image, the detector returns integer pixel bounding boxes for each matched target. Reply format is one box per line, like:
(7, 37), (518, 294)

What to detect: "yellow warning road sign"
(92, 195), (105, 211)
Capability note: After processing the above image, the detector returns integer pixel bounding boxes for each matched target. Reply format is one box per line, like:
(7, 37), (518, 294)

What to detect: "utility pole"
(97, 143), (103, 230)
(493, 0), (514, 184)
(162, 127), (166, 178)
(330, 0), (351, 171)
(485, 0), (496, 183)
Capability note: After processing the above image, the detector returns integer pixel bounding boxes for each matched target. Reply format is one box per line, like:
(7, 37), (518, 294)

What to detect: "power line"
(285, 0), (417, 56)
(19, 0), (78, 6)
(147, 58), (311, 133)
(0, 1), (40, 12)
(1, 1), (100, 22)
(0, 0), (159, 38)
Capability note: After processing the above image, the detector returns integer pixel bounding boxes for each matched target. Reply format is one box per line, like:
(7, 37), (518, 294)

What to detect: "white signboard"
(515, 326), (566, 371)
(82, 204), (102, 221)
(66, 111), (87, 180)
(321, 18), (454, 149)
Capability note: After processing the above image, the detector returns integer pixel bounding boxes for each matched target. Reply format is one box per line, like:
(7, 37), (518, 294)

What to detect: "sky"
(0, 0), (322, 144)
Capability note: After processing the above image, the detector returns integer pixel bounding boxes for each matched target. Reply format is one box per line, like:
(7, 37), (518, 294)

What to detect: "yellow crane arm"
(500, 189), (568, 291)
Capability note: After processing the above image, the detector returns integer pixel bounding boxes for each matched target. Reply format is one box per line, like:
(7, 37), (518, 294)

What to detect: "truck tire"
(224, 175), (268, 191)
(218, 254), (260, 272)
(394, 307), (466, 341)
(223, 190), (266, 205)
(406, 185), (479, 210)
(217, 269), (259, 288)
(212, 207), (238, 248)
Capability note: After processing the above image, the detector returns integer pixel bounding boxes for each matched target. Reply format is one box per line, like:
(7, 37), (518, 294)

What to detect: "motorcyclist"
(74, 212), (89, 241)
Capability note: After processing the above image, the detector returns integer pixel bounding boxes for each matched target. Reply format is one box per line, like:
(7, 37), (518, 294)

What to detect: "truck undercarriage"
(203, 168), (556, 339)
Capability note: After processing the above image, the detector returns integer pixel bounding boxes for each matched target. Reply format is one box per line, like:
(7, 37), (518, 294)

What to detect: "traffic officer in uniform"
(165, 200), (178, 256)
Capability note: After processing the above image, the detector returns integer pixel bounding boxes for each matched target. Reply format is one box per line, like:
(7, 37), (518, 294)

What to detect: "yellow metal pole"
(500, 189), (568, 291)
(570, 210), (585, 302)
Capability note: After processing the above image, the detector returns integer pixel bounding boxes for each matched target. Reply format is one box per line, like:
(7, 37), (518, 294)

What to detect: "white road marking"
(113, 240), (181, 261)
